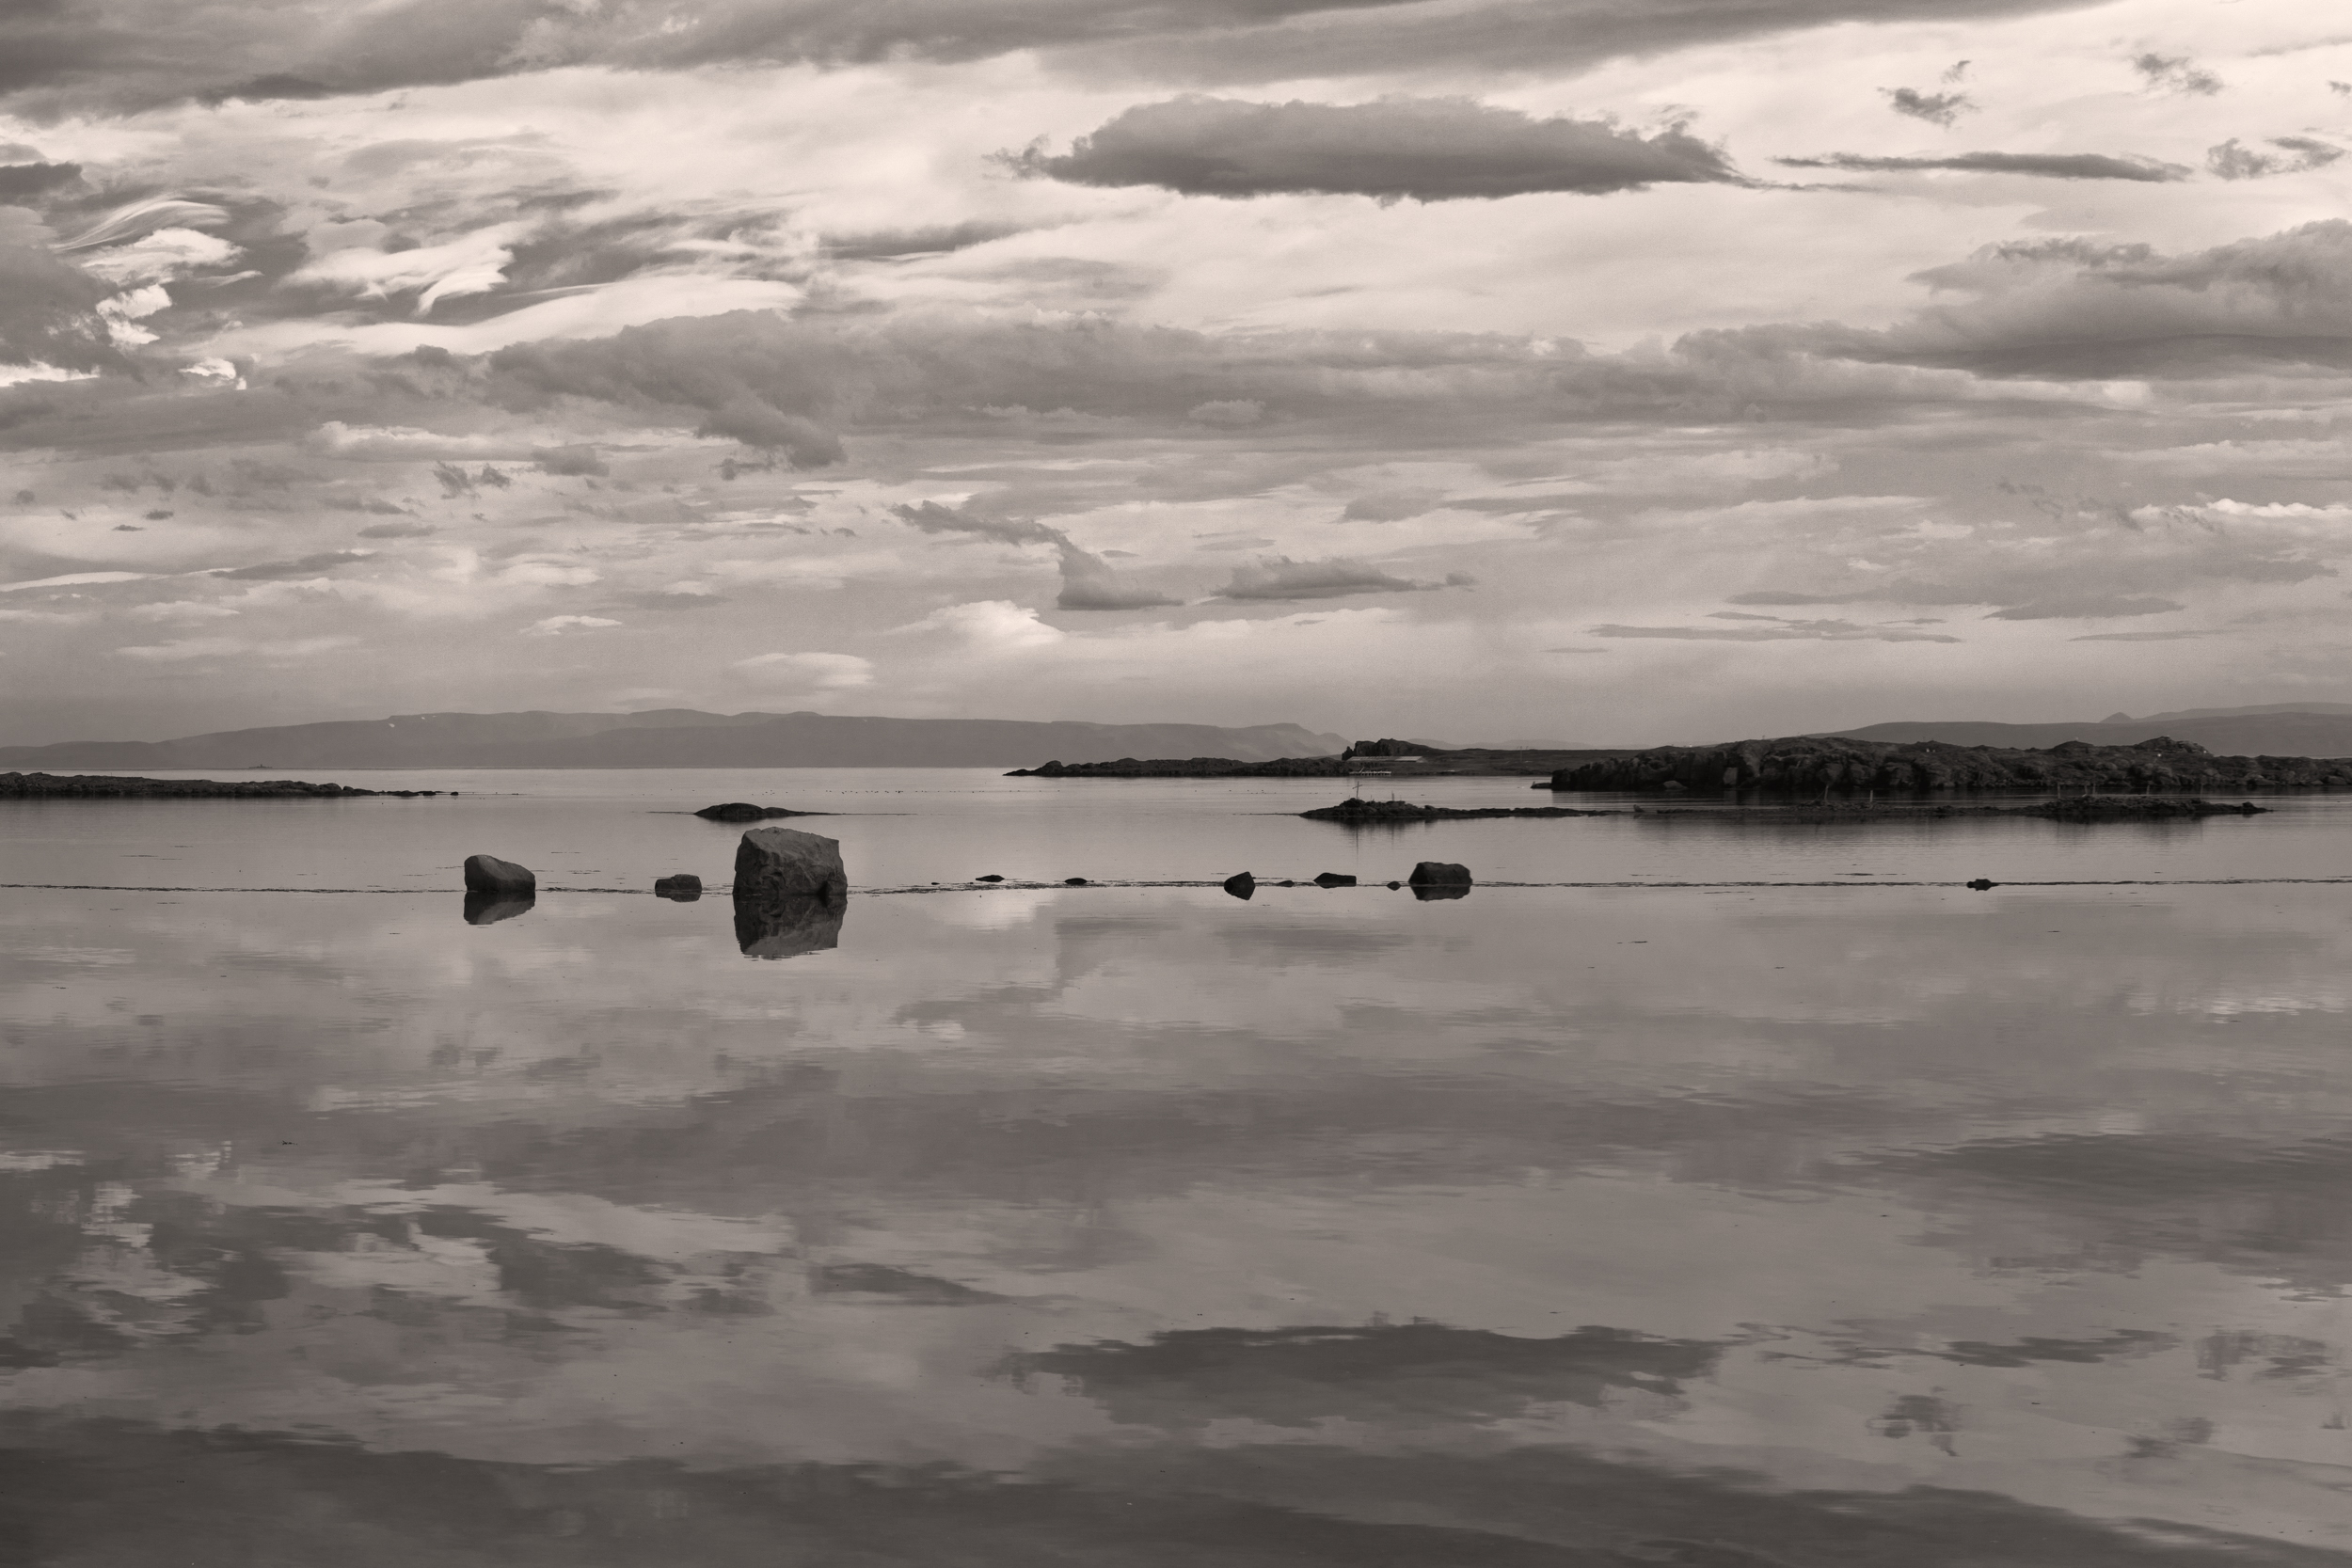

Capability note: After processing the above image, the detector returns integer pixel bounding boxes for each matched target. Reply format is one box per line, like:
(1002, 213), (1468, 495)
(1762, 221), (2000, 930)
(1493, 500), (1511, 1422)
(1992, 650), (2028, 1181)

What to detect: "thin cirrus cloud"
(1775, 151), (2188, 182)
(1012, 97), (1741, 202)
(1216, 556), (1472, 601)
(1593, 619), (1962, 643)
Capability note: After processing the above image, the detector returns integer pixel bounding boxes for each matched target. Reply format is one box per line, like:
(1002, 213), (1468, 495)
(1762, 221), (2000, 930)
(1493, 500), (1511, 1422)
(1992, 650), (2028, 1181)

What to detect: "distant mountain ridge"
(1820, 705), (2352, 758)
(0, 710), (1351, 770)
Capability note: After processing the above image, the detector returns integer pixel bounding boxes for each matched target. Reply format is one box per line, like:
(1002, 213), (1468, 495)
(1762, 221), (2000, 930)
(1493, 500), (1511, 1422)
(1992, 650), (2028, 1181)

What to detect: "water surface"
(4, 771), (2351, 1564)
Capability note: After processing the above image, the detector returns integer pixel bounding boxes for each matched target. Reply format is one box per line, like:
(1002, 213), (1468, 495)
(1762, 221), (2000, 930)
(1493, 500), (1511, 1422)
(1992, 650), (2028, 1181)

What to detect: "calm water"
(6, 769), (2352, 1564)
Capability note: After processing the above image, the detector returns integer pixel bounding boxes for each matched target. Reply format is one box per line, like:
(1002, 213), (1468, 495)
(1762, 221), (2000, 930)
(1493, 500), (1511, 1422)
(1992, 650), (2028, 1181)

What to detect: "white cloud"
(520, 615), (622, 636)
(889, 599), (1066, 649)
(114, 636), (358, 661)
(733, 651), (876, 688)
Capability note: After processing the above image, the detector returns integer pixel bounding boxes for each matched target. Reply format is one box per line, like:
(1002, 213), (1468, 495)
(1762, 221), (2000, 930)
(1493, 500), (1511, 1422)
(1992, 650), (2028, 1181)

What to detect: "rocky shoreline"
(1545, 735), (2350, 796)
(0, 771), (442, 800)
(1299, 799), (1618, 822)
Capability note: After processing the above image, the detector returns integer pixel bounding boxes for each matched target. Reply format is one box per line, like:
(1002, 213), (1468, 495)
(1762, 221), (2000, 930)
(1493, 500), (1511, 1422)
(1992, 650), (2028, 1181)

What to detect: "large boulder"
(463, 853), (534, 895)
(1222, 872), (1256, 900)
(1407, 861), (1471, 901)
(734, 827), (846, 901)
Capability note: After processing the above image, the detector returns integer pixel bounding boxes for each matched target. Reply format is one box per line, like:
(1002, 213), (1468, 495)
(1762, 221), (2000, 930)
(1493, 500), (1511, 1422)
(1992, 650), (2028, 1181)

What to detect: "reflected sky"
(6, 803), (2352, 1561)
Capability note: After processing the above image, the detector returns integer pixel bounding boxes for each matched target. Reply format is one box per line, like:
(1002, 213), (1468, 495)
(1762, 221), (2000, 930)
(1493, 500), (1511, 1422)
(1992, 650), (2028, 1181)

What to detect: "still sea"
(6, 768), (2352, 1565)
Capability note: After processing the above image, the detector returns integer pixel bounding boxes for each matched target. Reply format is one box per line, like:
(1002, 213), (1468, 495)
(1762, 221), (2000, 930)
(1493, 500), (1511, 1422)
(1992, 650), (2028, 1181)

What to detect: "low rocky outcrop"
(734, 826), (846, 902)
(1300, 798), (1616, 822)
(1547, 734), (2352, 797)
(2019, 796), (2265, 822)
(1009, 755), (1351, 779)
(1312, 872), (1357, 887)
(463, 854), (534, 895)
(655, 874), (703, 900)
(694, 802), (826, 822)
(0, 771), (439, 799)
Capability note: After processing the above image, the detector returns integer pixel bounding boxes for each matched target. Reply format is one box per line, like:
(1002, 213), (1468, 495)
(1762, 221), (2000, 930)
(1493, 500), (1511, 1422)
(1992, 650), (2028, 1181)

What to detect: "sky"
(2, 0), (2350, 746)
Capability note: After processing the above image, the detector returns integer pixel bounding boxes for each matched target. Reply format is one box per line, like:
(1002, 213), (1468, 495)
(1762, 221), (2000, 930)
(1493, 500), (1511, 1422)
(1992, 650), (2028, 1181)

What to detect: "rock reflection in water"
(733, 890), (846, 958)
(461, 891), (534, 924)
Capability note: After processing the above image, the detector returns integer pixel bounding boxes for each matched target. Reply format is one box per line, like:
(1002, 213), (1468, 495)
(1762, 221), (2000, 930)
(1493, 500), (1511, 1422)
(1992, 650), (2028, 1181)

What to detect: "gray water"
(6, 769), (2352, 1564)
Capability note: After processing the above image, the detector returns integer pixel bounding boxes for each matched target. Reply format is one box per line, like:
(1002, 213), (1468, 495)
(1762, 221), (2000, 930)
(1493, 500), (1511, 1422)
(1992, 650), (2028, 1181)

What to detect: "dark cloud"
(0, 0), (2112, 114)
(1006, 1322), (1719, 1428)
(532, 444), (607, 477)
(355, 521), (435, 539)
(1015, 97), (1739, 200)
(1594, 619), (1963, 642)
(2070, 628), (2217, 642)
(2207, 136), (2344, 181)
(1775, 150), (2187, 182)
(891, 499), (1177, 610)
(1689, 221), (2352, 379)
(1216, 554), (1463, 600)
(0, 160), (77, 198)
(209, 549), (373, 580)
(696, 397), (844, 467)
(0, 214), (119, 375)
(1983, 594), (2185, 620)
(2134, 52), (2223, 96)
(1884, 87), (1972, 127)
(821, 221), (1026, 261)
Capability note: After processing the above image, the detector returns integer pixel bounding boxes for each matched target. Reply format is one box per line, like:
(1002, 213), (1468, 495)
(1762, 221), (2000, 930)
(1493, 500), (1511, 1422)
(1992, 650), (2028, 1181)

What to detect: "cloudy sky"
(2, 0), (2349, 745)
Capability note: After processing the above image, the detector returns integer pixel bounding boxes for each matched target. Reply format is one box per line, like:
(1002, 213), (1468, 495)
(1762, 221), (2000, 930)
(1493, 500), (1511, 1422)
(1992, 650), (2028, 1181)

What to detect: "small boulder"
(1966, 878), (1997, 891)
(735, 827), (846, 902)
(655, 874), (702, 901)
(463, 853), (534, 895)
(1386, 880), (1402, 890)
(1064, 877), (1089, 886)
(1222, 872), (1256, 900)
(975, 874), (1005, 882)
(1313, 872), (1357, 888)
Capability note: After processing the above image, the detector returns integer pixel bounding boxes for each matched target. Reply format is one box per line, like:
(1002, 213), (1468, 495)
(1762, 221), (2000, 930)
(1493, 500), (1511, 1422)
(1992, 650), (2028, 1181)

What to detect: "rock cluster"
(1547, 735), (2352, 796)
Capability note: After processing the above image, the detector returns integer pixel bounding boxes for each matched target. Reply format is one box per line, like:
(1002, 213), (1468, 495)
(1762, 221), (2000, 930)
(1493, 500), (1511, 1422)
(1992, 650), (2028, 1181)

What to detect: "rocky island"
(1545, 735), (2351, 796)
(1299, 799), (1618, 822)
(0, 771), (442, 799)
(1008, 739), (1633, 779)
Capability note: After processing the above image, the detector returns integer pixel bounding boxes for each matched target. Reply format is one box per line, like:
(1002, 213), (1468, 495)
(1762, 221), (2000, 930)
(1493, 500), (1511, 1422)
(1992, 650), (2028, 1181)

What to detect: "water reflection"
(461, 891), (535, 925)
(5, 881), (2352, 1561)
(732, 890), (847, 958)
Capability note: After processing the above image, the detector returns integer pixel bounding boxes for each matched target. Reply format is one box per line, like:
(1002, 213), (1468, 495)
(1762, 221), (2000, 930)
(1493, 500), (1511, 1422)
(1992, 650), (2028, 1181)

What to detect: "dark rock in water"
(1410, 882), (1470, 902)
(1064, 877), (1089, 886)
(0, 770), (438, 799)
(1222, 872), (1255, 900)
(463, 853), (534, 895)
(463, 892), (533, 925)
(2019, 796), (2266, 822)
(1966, 878), (1997, 891)
(655, 874), (702, 901)
(1301, 797), (1613, 822)
(1387, 880), (1402, 889)
(735, 826), (846, 902)
(1278, 879), (1296, 887)
(734, 893), (844, 959)
(975, 874), (1005, 882)
(1313, 872), (1357, 887)
(1408, 860), (1472, 888)
(695, 802), (825, 822)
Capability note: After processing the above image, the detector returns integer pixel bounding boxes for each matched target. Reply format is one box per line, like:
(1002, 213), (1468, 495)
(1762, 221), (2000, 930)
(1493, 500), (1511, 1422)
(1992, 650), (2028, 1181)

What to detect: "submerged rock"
(695, 802), (823, 822)
(734, 826), (846, 902)
(655, 874), (702, 901)
(463, 853), (534, 895)
(463, 892), (533, 925)
(1222, 872), (1256, 900)
(1313, 872), (1357, 887)
(734, 894), (845, 959)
